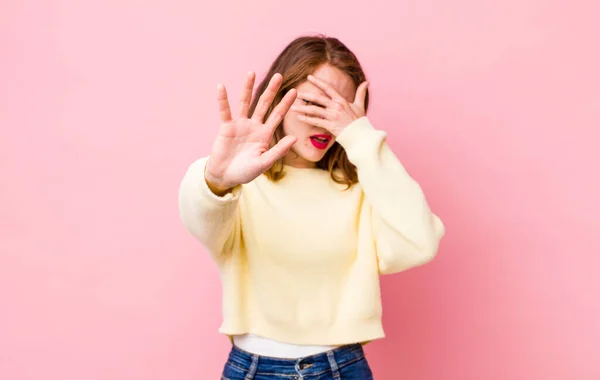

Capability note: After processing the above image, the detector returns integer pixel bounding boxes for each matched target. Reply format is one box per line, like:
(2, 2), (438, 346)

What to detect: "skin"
(282, 64), (358, 168)
(205, 66), (369, 195)
(205, 72), (297, 196)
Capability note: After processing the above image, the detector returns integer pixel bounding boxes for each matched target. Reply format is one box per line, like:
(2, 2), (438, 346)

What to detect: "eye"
(303, 100), (323, 108)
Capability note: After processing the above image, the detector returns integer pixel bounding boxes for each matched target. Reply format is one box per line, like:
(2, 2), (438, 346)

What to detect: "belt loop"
(245, 354), (258, 380)
(326, 350), (341, 379)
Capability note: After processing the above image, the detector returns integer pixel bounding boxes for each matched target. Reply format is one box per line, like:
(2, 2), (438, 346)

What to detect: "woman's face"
(281, 64), (356, 168)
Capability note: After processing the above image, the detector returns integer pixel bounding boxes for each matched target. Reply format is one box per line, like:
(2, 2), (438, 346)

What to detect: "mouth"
(309, 134), (332, 149)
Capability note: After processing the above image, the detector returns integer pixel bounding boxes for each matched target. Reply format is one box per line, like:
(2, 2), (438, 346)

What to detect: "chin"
(288, 138), (334, 165)
(300, 148), (329, 163)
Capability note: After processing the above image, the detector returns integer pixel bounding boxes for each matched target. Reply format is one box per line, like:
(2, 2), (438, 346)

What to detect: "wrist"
(333, 114), (363, 137)
(204, 167), (233, 196)
(206, 179), (232, 196)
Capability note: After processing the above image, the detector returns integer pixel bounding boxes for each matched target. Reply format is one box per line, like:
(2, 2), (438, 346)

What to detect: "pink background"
(1, 0), (599, 379)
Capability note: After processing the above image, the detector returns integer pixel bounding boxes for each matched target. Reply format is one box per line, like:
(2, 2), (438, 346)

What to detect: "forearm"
(178, 156), (242, 258)
(337, 117), (445, 273)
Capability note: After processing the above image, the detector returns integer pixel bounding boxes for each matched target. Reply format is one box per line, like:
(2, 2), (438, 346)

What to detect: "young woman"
(179, 35), (445, 379)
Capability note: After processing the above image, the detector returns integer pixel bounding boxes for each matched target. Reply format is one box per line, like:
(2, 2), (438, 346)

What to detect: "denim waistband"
(226, 343), (366, 378)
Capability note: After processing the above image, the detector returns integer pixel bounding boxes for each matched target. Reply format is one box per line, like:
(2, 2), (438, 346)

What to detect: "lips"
(309, 134), (332, 149)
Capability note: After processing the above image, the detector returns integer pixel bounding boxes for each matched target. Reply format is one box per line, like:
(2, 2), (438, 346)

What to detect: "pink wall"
(1, 0), (599, 379)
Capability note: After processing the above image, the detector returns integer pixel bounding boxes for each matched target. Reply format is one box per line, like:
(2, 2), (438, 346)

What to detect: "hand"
(205, 72), (298, 194)
(290, 75), (369, 136)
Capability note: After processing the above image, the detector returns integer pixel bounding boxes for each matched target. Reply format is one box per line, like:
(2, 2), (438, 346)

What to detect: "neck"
(282, 153), (317, 169)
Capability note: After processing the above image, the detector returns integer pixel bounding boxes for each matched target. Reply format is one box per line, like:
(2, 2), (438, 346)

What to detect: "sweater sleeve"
(336, 117), (446, 275)
(178, 156), (242, 260)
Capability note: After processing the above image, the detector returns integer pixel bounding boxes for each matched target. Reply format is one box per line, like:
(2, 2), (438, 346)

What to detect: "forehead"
(297, 64), (356, 101)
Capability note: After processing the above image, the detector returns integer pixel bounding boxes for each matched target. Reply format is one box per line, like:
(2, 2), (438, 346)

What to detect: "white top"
(233, 334), (339, 358)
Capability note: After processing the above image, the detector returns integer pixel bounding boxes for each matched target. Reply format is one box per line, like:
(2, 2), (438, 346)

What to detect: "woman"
(179, 35), (445, 379)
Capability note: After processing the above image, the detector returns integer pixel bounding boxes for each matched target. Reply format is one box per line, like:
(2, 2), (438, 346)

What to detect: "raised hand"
(291, 74), (369, 137)
(205, 72), (297, 195)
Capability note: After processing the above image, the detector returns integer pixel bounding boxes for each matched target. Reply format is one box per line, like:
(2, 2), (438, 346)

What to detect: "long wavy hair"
(248, 35), (370, 187)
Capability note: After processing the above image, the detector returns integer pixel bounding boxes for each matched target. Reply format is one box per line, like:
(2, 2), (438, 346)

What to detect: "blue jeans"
(221, 343), (374, 379)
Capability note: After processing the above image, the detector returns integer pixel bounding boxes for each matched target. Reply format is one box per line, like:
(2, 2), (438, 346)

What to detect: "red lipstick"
(309, 134), (332, 149)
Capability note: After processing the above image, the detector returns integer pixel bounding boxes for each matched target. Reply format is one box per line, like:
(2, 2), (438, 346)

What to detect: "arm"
(178, 71), (298, 259)
(336, 117), (445, 275)
(178, 156), (242, 260)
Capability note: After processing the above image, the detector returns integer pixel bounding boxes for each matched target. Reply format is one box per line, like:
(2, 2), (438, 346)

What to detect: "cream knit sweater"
(178, 116), (445, 345)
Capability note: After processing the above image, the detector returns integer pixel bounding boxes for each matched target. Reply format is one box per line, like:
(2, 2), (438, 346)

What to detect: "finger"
(217, 84), (232, 123)
(252, 73), (283, 123)
(238, 71), (256, 118)
(307, 75), (345, 102)
(353, 81), (369, 109)
(290, 104), (332, 120)
(264, 88), (297, 132)
(297, 114), (332, 130)
(297, 91), (334, 109)
(259, 135), (297, 170)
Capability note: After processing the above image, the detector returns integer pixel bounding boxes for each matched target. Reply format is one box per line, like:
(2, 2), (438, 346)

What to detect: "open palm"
(205, 72), (297, 192)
